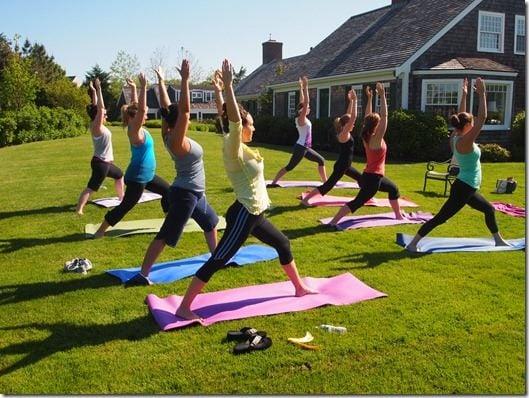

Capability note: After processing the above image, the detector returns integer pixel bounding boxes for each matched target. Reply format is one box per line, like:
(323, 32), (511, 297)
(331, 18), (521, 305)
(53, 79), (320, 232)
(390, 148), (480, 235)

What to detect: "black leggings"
(418, 179), (498, 237)
(346, 172), (400, 212)
(195, 201), (293, 283)
(284, 144), (325, 171)
(104, 175), (170, 226)
(87, 157), (123, 191)
(318, 158), (362, 196)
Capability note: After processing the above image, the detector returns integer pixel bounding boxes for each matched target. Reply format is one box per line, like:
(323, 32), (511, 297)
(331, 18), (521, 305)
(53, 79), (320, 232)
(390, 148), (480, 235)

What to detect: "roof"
(236, 0), (478, 96)
(427, 58), (517, 73)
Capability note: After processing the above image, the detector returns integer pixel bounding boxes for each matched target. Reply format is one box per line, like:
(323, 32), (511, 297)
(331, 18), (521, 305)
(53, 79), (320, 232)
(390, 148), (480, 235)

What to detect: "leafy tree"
(0, 33), (13, 71)
(37, 77), (88, 116)
(109, 50), (140, 98)
(233, 66), (247, 85)
(0, 53), (37, 111)
(25, 42), (65, 84)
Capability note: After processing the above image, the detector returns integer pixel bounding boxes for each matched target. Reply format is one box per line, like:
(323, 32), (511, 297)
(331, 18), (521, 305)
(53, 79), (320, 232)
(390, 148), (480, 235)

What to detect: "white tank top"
(295, 117), (312, 147)
(92, 125), (114, 162)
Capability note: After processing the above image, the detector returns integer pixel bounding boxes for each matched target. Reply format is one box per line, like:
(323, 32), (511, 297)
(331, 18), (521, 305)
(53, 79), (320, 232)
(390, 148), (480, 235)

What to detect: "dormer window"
(477, 11), (504, 53)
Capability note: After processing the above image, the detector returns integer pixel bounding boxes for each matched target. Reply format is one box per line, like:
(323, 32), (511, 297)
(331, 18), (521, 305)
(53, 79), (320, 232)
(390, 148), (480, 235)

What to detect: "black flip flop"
(233, 334), (272, 355)
(226, 327), (266, 342)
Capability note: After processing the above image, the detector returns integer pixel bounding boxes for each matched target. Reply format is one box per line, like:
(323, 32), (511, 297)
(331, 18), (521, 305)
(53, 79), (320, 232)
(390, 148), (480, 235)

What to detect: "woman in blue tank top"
(93, 72), (170, 238)
(125, 61), (220, 286)
(406, 78), (509, 252)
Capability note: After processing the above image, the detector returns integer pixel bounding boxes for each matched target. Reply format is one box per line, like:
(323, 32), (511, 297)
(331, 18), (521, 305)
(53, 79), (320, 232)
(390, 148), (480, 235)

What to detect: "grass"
(0, 127), (525, 394)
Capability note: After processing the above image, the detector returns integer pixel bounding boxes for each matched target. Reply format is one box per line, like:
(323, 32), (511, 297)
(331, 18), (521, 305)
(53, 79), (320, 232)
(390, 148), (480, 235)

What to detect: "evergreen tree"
(84, 64), (116, 117)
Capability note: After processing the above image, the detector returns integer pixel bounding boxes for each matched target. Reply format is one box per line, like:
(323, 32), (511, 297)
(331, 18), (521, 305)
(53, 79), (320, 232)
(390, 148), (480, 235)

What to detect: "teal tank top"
(124, 129), (156, 183)
(452, 135), (481, 189)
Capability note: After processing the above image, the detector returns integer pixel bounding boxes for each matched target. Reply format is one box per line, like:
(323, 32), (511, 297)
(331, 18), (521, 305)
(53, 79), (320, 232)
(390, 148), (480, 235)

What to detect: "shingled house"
(116, 84), (218, 121)
(236, 0), (525, 146)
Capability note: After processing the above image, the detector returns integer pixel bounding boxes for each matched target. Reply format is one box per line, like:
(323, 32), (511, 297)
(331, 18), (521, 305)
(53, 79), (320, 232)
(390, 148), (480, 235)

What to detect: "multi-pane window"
(471, 81), (512, 128)
(318, 88), (330, 118)
(478, 11), (504, 52)
(375, 83), (390, 113)
(515, 15), (525, 54)
(422, 80), (460, 119)
(287, 91), (297, 118)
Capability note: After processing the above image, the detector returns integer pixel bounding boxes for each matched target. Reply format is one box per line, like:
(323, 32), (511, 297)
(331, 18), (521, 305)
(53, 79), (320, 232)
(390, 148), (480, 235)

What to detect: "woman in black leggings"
(406, 78), (508, 251)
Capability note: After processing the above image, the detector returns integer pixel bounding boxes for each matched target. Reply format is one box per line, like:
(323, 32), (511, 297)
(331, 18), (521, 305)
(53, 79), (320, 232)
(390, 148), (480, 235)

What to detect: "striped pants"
(195, 200), (293, 282)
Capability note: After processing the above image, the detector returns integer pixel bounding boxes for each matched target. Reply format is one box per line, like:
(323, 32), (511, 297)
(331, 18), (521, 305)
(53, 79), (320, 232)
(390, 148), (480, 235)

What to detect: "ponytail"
(450, 112), (473, 130)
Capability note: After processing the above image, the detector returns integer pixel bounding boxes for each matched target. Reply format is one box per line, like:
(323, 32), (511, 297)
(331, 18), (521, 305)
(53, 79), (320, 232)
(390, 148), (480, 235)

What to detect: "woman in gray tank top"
(75, 78), (124, 215)
(125, 61), (220, 286)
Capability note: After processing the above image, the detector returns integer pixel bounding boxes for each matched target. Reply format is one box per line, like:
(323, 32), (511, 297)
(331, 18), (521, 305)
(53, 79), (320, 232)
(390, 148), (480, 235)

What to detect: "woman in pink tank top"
(328, 83), (404, 226)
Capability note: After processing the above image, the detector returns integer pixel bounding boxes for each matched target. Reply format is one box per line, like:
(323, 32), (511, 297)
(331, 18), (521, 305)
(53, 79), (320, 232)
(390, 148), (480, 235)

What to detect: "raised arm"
(458, 77), (487, 151)
(337, 88), (357, 142)
(221, 59), (242, 157)
(365, 85), (373, 116)
(88, 81), (97, 106)
(154, 67), (171, 109)
(93, 78), (105, 132)
(371, 83), (388, 145)
(127, 72), (147, 145)
(168, 59), (191, 156)
(125, 77), (138, 104)
(297, 76), (309, 125)
(458, 77), (468, 113)
(212, 69), (224, 115)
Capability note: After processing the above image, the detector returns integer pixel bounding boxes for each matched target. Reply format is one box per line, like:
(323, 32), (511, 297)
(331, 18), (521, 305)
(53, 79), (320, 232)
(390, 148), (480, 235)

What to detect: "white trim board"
(413, 70), (518, 77)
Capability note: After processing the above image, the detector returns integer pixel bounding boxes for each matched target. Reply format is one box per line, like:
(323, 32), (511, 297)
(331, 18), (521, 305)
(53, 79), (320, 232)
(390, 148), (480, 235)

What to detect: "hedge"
(479, 143), (511, 162)
(510, 111), (525, 161)
(0, 105), (86, 147)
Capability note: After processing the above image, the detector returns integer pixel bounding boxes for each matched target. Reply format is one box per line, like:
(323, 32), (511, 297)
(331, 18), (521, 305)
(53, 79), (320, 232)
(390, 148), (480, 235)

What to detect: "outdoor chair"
(423, 158), (460, 196)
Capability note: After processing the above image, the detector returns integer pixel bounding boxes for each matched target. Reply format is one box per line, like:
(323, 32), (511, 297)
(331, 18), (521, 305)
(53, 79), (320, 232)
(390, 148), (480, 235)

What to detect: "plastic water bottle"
(317, 324), (347, 334)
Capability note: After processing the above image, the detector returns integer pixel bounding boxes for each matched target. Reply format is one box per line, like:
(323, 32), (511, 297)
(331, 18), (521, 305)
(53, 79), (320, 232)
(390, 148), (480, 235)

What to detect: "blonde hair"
(120, 102), (139, 126)
(333, 114), (351, 134)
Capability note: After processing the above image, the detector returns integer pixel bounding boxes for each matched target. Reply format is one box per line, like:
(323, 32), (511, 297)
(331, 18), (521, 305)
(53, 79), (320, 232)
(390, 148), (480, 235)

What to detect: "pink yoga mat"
(491, 202), (525, 218)
(319, 211), (433, 230)
(301, 192), (419, 207)
(146, 273), (386, 330)
(265, 180), (359, 189)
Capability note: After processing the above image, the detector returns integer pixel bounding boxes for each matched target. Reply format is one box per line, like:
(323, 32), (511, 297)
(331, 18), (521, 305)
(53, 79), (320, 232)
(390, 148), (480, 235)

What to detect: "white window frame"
(469, 79), (513, 131)
(191, 91), (203, 100)
(514, 15), (525, 55)
(350, 85), (363, 116)
(287, 91), (297, 118)
(477, 11), (505, 53)
(420, 78), (462, 115)
(375, 82), (390, 113)
(316, 87), (331, 118)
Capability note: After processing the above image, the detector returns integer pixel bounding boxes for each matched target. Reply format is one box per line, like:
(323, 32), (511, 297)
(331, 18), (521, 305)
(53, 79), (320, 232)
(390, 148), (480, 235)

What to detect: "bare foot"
(295, 285), (318, 297)
(76, 210), (84, 216)
(395, 212), (406, 220)
(175, 306), (201, 320)
(93, 231), (105, 239)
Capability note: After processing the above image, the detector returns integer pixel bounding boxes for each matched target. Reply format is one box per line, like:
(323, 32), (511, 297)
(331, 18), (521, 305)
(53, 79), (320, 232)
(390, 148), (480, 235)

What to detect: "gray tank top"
(165, 136), (206, 192)
(92, 126), (114, 162)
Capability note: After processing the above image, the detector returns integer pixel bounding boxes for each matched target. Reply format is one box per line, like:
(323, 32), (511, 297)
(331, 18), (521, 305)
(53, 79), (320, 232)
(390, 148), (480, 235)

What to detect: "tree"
(38, 77), (88, 116)
(109, 50), (141, 98)
(0, 33), (13, 72)
(0, 53), (37, 111)
(148, 46), (171, 82)
(84, 64), (116, 116)
(25, 42), (65, 84)
(176, 46), (204, 83)
(233, 66), (247, 86)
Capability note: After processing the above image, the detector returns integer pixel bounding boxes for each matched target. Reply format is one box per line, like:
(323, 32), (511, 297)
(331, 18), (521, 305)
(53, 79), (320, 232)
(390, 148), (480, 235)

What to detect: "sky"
(1, 0), (390, 80)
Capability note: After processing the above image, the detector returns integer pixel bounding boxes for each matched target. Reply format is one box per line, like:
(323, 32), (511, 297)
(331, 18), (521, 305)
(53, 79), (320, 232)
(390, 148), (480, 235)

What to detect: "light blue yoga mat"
(106, 244), (278, 284)
(396, 233), (525, 253)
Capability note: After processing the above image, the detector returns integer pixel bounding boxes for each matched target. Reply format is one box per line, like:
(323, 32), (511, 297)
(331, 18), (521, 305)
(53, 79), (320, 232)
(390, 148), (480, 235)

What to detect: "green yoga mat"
(85, 217), (226, 238)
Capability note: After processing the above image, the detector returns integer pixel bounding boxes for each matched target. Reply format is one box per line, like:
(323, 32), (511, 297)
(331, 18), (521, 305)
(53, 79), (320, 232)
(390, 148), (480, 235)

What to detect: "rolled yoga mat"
(396, 233), (526, 253)
(91, 190), (162, 208)
(85, 216), (226, 238)
(301, 192), (419, 207)
(320, 211), (433, 230)
(146, 272), (387, 330)
(491, 202), (525, 218)
(107, 244), (278, 284)
(266, 180), (359, 189)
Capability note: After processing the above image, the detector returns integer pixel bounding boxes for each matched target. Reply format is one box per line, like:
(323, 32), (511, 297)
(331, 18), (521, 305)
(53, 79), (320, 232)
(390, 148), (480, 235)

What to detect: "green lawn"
(0, 127), (525, 394)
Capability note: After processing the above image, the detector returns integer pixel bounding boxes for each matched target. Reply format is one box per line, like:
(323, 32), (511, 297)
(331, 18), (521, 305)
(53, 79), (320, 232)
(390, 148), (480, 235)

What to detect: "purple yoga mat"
(146, 273), (386, 330)
(319, 211), (433, 230)
(301, 192), (419, 207)
(266, 180), (359, 189)
(491, 202), (525, 218)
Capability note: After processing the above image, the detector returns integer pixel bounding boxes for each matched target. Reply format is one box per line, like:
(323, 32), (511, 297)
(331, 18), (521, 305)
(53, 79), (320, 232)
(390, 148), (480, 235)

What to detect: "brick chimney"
(262, 39), (283, 65)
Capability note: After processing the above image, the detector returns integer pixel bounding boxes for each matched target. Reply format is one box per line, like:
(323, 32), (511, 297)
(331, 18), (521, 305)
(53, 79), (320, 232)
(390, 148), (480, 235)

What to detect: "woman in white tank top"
(267, 76), (327, 187)
(75, 78), (124, 215)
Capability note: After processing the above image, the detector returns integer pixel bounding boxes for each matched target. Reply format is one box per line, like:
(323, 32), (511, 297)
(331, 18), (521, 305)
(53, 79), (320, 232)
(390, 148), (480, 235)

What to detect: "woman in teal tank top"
(93, 72), (170, 238)
(406, 78), (509, 252)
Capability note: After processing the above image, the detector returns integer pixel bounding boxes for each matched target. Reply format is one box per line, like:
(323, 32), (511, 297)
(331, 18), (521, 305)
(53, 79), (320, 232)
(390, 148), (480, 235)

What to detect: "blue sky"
(1, 0), (390, 80)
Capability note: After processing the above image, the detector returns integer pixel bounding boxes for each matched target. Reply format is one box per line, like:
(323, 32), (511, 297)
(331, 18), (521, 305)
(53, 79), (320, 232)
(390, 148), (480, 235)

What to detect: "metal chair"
(423, 159), (460, 196)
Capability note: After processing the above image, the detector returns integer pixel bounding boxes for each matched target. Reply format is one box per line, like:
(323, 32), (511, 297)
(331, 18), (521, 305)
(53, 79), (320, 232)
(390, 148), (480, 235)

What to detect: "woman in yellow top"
(175, 59), (316, 320)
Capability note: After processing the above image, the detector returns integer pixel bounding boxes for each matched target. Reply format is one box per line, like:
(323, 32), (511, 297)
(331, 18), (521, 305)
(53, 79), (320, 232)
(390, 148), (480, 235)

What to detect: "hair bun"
(450, 114), (460, 128)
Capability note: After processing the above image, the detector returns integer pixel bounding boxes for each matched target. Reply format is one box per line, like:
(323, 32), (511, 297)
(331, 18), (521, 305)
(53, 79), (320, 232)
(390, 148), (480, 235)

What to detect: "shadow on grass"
(0, 233), (87, 254)
(328, 249), (427, 270)
(0, 273), (120, 306)
(281, 223), (336, 240)
(0, 315), (158, 376)
(266, 203), (307, 217)
(0, 204), (76, 220)
(413, 190), (448, 199)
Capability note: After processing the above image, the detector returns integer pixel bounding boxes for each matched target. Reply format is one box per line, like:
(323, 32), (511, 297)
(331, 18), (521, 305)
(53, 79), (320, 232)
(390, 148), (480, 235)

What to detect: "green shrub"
(254, 115), (297, 146)
(0, 114), (17, 146)
(479, 143), (511, 162)
(144, 119), (162, 128)
(510, 111), (525, 161)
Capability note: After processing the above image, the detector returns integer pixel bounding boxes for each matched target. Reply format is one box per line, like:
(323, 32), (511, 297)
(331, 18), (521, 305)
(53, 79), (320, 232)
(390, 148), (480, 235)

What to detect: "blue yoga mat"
(106, 244), (278, 284)
(396, 233), (526, 253)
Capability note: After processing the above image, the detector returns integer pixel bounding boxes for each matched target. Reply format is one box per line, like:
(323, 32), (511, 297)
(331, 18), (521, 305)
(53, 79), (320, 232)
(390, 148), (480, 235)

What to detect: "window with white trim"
(375, 83), (390, 113)
(515, 15), (525, 55)
(470, 79), (513, 130)
(287, 91), (297, 118)
(478, 11), (504, 53)
(421, 79), (461, 119)
(318, 88), (330, 118)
